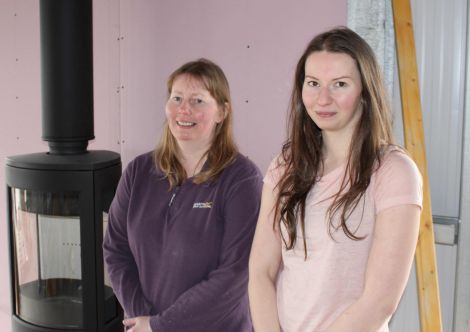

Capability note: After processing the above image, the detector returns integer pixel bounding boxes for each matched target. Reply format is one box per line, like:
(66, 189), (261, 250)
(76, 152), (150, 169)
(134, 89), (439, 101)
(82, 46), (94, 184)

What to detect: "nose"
(177, 99), (192, 114)
(317, 86), (332, 106)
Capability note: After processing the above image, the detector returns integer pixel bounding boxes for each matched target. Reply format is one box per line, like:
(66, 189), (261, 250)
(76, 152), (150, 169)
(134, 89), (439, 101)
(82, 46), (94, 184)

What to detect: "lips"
(316, 111), (336, 118)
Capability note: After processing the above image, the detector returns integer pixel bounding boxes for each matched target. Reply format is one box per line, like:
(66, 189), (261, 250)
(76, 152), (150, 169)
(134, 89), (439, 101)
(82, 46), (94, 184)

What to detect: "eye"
(171, 96), (182, 103)
(306, 80), (319, 87)
(334, 81), (347, 88)
(188, 98), (204, 106)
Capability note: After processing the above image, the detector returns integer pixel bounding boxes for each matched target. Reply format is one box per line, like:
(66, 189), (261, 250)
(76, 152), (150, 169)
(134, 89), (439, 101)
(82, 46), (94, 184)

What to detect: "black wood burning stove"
(5, 1), (123, 331)
(6, 152), (122, 332)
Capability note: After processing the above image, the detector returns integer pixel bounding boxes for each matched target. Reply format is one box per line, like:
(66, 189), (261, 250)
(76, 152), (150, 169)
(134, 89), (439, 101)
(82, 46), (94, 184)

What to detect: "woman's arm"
(325, 204), (421, 332)
(103, 212), (154, 317)
(103, 161), (154, 318)
(248, 183), (283, 332)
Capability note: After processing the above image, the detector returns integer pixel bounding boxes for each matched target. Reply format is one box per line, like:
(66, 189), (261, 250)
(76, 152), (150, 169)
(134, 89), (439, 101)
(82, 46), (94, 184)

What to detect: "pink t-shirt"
(264, 147), (423, 332)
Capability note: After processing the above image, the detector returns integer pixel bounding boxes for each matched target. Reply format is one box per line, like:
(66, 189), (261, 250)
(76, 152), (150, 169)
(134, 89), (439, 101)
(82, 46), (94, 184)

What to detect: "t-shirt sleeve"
(373, 150), (423, 214)
(264, 154), (285, 189)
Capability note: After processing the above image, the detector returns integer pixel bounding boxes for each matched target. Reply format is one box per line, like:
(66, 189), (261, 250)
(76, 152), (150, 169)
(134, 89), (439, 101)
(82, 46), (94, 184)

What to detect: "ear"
(216, 102), (229, 123)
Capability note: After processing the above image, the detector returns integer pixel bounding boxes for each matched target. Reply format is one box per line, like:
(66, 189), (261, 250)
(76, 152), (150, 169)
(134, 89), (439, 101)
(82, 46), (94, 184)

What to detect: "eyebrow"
(170, 90), (207, 96)
(305, 75), (353, 80)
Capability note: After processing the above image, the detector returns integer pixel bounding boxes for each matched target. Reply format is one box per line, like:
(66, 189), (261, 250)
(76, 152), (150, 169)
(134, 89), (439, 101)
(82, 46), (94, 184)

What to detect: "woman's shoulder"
(264, 153), (287, 188)
(379, 145), (418, 171)
(374, 145), (422, 184)
(214, 154), (263, 199)
(372, 145), (423, 211)
(225, 153), (263, 180)
(124, 151), (161, 178)
(131, 150), (153, 164)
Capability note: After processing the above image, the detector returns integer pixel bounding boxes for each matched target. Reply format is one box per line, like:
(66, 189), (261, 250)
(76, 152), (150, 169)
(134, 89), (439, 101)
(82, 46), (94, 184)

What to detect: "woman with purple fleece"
(103, 59), (262, 332)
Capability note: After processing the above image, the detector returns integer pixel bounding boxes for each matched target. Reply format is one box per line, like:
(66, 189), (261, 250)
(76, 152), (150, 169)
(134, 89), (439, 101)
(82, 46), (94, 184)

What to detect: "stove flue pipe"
(40, 0), (94, 154)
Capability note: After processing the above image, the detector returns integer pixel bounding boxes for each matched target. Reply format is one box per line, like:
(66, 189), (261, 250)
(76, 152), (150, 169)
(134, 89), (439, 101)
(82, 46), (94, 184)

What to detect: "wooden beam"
(391, 0), (443, 331)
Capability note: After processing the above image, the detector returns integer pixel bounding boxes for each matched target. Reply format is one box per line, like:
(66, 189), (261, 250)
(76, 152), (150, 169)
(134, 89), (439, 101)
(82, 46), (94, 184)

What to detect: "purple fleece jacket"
(103, 152), (262, 331)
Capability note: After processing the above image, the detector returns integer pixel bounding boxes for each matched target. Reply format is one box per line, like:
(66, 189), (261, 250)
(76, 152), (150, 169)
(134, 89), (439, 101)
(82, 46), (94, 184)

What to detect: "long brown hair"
(154, 58), (238, 188)
(275, 27), (394, 255)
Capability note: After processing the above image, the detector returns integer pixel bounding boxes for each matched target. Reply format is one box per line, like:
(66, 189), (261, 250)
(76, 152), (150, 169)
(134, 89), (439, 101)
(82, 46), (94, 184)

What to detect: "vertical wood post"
(391, 0), (443, 331)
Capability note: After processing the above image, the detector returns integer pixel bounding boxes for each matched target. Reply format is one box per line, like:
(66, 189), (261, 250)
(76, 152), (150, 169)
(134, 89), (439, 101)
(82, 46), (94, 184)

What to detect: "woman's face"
(302, 51), (363, 138)
(165, 74), (224, 150)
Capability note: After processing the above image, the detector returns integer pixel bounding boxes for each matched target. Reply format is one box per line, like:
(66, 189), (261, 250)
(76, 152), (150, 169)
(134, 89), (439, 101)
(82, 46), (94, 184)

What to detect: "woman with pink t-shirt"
(248, 27), (422, 332)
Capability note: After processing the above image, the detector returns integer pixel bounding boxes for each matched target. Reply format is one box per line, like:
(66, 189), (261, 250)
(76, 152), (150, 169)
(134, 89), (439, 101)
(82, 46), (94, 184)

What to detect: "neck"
(178, 141), (210, 177)
(321, 131), (352, 172)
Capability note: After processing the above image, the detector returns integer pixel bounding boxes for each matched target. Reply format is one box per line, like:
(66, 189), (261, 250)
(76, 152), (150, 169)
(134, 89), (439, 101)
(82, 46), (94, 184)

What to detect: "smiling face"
(165, 74), (225, 150)
(302, 51), (363, 139)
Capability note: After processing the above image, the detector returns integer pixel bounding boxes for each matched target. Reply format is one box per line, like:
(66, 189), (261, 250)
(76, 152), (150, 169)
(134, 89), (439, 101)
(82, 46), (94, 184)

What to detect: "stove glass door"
(11, 188), (83, 328)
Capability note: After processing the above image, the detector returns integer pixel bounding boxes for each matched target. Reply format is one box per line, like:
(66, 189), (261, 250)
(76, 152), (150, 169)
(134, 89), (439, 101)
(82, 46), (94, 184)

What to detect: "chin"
(174, 136), (193, 142)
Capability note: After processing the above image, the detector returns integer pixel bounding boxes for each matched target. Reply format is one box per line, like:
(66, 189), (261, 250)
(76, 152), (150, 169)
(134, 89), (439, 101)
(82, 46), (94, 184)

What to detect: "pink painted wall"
(0, 0), (346, 329)
(0, 1), (42, 327)
(117, 0), (347, 170)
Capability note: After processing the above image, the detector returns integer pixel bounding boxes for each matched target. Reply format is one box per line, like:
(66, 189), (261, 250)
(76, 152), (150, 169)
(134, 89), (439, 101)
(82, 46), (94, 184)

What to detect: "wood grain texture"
(391, 0), (443, 331)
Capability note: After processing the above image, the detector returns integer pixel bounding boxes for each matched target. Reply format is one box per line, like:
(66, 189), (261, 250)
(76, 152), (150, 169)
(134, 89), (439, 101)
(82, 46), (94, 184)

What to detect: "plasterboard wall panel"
(117, 0), (348, 170)
(0, 2), (42, 329)
(91, 0), (122, 153)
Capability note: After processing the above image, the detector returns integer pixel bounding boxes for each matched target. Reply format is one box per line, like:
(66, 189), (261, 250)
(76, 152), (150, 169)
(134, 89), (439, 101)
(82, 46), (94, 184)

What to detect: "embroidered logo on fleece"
(193, 202), (213, 209)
